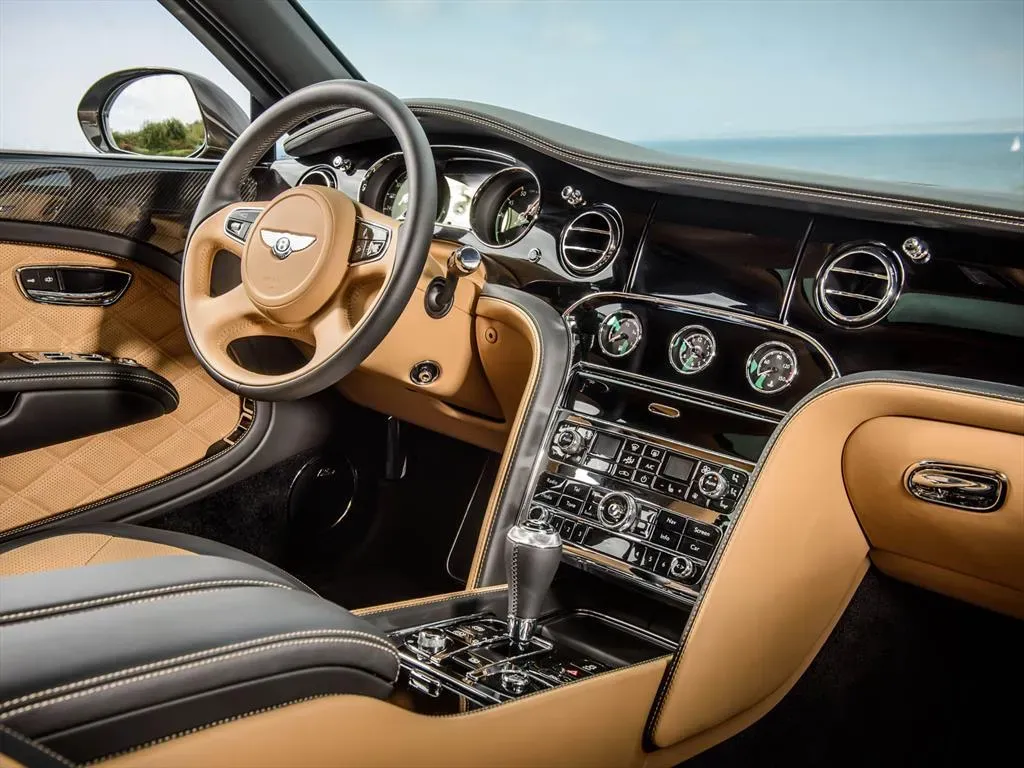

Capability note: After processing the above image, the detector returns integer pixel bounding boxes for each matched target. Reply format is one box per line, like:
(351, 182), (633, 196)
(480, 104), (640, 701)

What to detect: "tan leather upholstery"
(647, 380), (1024, 752)
(0, 533), (191, 576)
(844, 416), (1024, 617)
(98, 658), (670, 767)
(0, 243), (241, 535)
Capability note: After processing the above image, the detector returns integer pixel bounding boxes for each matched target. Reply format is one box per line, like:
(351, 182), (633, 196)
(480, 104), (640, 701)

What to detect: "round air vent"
(297, 166), (338, 188)
(814, 244), (904, 328)
(558, 206), (622, 276)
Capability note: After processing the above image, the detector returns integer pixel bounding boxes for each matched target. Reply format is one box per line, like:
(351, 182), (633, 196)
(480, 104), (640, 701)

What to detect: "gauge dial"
(492, 181), (540, 246)
(668, 325), (716, 375)
(746, 341), (799, 394)
(598, 310), (643, 358)
(381, 172), (411, 220)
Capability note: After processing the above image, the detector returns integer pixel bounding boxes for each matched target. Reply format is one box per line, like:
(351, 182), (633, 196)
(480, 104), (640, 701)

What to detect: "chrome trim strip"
(562, 290), (840, 379)
(562, 609), (677, 650)
(778, 217), (814, 326)
(577, 363), (785, 422)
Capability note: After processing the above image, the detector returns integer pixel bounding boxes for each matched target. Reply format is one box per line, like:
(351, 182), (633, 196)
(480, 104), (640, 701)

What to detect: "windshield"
(300, 0), (1024, 209)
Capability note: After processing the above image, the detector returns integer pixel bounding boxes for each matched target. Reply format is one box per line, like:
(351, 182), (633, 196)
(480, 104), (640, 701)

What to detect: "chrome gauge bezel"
(745, 341), (799, 395)
(597, 310), (643, 359)
(668, 324), (717, 376)
(468, 165), (542, 249)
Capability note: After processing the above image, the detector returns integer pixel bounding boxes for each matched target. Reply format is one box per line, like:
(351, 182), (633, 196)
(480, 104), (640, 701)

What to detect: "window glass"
(0, 0), (249, 153)
(300, 0), (1024, 207)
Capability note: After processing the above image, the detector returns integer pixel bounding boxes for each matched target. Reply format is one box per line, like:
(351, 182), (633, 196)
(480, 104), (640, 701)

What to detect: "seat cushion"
(0, 522), (309, 590)
(0, 527), (399, 764)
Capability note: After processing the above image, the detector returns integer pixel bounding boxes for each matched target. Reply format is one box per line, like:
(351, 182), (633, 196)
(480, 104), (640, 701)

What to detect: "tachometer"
(469, 167), (541, 247)
(381, 171), (411, 220)
(668, 325), (716, 375)
(746, 341), (798, 394)
(598, 310), (643, 359)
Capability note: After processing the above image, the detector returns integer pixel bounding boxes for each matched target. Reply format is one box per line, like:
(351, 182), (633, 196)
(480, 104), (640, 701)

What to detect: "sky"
(0, 0), (1021, 153)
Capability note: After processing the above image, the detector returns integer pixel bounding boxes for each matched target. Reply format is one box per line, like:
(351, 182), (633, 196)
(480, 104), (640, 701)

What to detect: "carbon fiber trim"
(0, 154), (272, 254)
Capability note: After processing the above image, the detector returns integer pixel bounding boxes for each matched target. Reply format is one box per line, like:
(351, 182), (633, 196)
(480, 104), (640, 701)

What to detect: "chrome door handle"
(904, 461), (1007, 512)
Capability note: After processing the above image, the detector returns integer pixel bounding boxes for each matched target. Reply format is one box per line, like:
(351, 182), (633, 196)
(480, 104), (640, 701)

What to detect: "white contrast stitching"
(0, 724), (78, 767)
(0, 629), (398, 711)
(0, 579), (290, 622)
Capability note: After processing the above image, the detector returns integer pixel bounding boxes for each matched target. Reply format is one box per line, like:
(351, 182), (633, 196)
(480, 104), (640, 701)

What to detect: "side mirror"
(77, 68), (249, 159)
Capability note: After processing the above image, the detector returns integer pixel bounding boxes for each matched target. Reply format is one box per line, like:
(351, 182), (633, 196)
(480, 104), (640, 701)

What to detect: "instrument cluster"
(358, 147), (541, 248)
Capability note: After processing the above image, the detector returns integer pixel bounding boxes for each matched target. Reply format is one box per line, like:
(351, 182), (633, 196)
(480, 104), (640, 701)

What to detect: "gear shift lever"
(505, 514), (562, 647)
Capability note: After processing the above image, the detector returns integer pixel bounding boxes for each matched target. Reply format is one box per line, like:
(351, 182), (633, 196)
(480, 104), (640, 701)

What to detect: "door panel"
(0, 241), (242, 536)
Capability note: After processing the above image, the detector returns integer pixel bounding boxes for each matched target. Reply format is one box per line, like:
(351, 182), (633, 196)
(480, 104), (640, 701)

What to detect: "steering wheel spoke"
(181, 80), (436, 399)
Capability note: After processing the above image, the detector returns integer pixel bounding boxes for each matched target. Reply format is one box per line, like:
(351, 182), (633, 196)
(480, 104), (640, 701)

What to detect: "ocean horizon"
(641, 132), (1024, 201)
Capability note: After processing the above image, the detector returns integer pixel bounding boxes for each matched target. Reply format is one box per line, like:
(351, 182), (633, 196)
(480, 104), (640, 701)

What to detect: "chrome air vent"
(559, 206), (622, 277)
(297, 166), (337, 188)
(814, 244), (904, 328)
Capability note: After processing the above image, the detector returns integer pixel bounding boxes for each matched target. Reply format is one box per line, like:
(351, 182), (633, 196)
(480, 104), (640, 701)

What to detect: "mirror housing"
(77, 67), (249, 159)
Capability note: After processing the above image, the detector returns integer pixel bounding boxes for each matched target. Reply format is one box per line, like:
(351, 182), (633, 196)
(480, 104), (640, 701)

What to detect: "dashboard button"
(725, 484), (742, 500)
(538, 473), (565, 492)
(678, 537), (714, 561)
(656, 512), (686, 536)
(638, 457), (661, 473)
(563, 481), (591, 500)
(643, 445), (666, 460)
(533, 489), (560, 505)
(640, 547), (660, 571)
(710, 496), (736, 513)
(582, 456), (612, 474)
(631, 518), (654, 539)
(590, 433), (623, 460)
(652, 477), (688, 498)
(637, 505), (659, 523)
(613, 466), (633, 481)
(556, 495), (584, 515)
(619, 453), (640, 469)
(652, 528), (681, 550)
(653, 552), (673, 577)
(723, 468), (747, 489)
(623, 439), (645, 455)
(686, 487), (710, 507)
(631, 470), (654, 488)
(560, 519), (575, 539)
(569, 523), (589, 544)
(624, 543), (645, 565)
(684, 520), (721, 544)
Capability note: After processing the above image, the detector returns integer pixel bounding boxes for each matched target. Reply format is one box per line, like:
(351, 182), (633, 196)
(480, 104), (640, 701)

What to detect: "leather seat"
(0, 523), (399, 765)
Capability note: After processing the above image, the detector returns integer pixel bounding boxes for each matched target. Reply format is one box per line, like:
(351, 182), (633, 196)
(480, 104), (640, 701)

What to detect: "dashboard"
(276, 128), (1024, 604)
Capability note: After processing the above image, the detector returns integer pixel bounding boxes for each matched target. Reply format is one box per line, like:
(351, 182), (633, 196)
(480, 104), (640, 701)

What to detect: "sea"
(642, 132), (1024, 206)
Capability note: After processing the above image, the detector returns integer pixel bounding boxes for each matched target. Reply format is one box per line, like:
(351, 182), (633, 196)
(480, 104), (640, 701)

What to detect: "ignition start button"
(410, 360), (441, 385)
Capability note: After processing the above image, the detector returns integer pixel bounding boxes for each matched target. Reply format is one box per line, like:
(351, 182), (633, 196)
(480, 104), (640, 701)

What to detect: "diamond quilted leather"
(0, 242), (241, 535)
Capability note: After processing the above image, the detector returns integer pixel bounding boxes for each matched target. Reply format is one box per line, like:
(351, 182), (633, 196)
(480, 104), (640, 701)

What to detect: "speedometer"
(469, 167), (541, 248)
(746, 341), (799, 394)
(492, 180), (540, 245)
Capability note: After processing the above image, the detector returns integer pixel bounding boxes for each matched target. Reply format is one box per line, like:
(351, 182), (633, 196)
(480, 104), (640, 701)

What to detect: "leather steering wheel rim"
(181, 80), (436, 401)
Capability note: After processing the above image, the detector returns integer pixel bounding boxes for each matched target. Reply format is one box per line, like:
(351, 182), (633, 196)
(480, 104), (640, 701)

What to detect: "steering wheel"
(181, 81), (436, 401)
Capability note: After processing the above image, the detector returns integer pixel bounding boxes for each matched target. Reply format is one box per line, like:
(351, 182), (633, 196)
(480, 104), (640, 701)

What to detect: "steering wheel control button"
(416, 628), (448, 656)
(223, 207), (261, 244)
(409, 360), (441, 386)
(596, 491), (637, 531)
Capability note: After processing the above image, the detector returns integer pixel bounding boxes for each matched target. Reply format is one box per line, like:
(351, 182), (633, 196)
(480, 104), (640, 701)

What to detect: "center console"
(377, 290), (838, 714)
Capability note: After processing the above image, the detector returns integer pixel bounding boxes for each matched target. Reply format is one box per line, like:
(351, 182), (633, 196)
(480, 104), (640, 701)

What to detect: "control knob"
(668, 556), (695, 580)
(554, 427), (585, 457)
(698, 470), (728, 499)
(597, 491), (637, 531)
(500, 667), (531, 695)
(416, 628), (448, 656)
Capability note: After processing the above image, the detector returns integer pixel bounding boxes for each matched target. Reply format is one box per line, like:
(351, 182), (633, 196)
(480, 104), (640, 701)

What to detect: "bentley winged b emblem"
(260, 229), (317, 260)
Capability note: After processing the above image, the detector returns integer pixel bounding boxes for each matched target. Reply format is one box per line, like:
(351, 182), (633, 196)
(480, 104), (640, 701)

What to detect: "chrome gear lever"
(504, 515), (562, 647)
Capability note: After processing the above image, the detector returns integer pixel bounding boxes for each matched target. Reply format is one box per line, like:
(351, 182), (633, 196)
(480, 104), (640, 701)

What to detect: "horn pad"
(242, 186), (356, 324)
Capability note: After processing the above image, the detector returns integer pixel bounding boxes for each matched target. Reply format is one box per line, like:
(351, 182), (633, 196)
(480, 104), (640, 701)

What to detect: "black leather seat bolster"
(0, 522), (314, 592)
(0, 555), (399, 763)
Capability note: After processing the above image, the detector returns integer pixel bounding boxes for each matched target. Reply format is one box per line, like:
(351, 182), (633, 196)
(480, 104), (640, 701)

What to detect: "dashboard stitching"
(644, 376), (1024, 745)
(291, 106), (1024, 228)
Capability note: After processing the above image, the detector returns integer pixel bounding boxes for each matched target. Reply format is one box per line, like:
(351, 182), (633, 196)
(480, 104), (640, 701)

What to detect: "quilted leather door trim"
(0, 242), (243, 535)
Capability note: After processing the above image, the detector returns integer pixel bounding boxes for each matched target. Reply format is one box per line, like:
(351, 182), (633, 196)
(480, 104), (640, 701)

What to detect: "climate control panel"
(526, 415), (751, 601)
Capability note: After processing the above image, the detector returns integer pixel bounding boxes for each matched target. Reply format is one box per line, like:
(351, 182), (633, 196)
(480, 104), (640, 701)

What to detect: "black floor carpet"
(149, 419), (491, 609)
(684, 569), (1024, 767)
